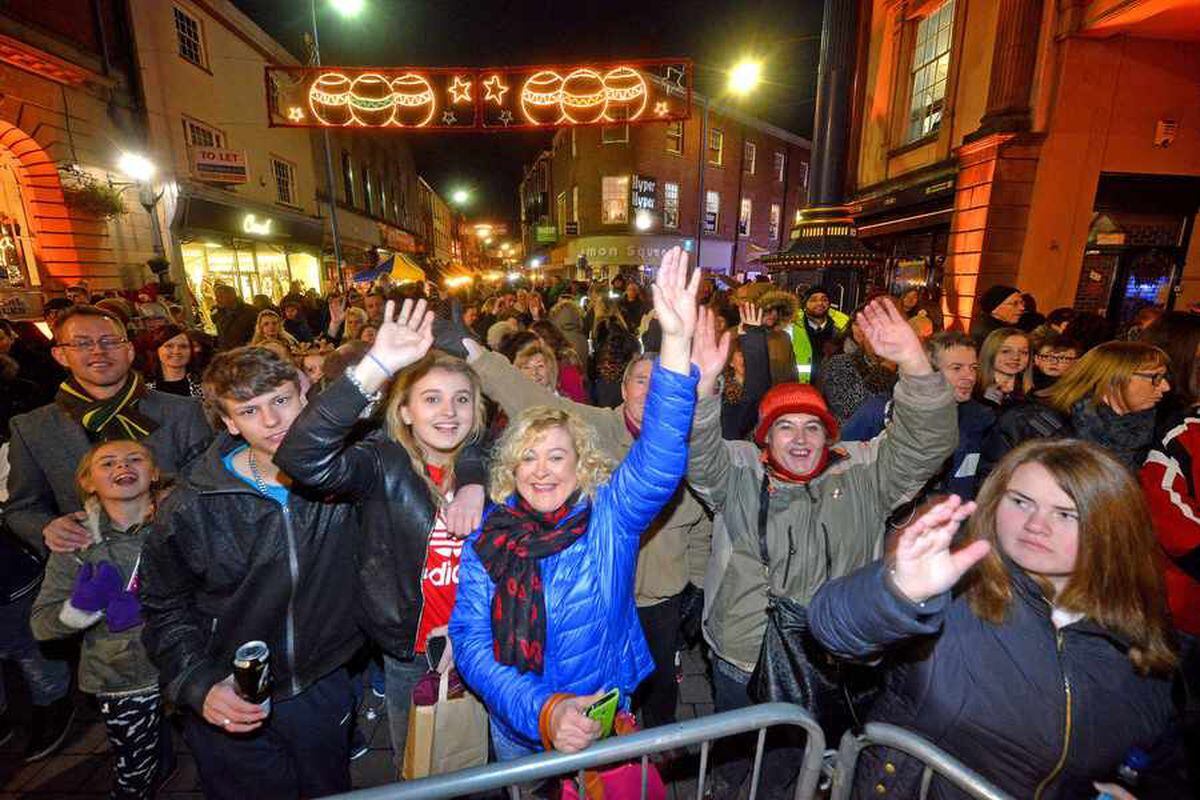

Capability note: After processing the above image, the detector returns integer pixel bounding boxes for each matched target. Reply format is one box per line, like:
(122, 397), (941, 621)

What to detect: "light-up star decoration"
(654, 101), (670, 117)
(483, 75), (509, 105)
(287, 106), (306, 122)
(441, 110), (458, 125)
(498, 109), (514, 126)
(664, 65), (686, 97)
(448, 76), (472, 104)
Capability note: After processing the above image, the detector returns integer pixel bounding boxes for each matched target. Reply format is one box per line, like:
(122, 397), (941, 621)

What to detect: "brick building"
(519, 100), (811, 280)
(0, 1), (147, 311)
(844, 0), (1200, 329)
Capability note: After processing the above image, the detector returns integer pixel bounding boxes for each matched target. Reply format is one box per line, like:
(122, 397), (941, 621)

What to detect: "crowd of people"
(0, 259), (1198, 800)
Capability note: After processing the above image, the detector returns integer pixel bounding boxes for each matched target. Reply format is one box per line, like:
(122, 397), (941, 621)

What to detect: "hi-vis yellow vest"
(792, 309), (849, 383)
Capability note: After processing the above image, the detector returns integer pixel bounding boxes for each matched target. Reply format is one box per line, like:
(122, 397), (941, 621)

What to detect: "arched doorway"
(0, 121), (92, 289)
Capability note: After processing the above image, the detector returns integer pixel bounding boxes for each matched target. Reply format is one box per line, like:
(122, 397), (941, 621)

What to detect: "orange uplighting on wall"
(265, 59), (691, 132)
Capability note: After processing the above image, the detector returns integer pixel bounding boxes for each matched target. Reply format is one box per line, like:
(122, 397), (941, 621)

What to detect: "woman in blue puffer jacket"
(810, 438), (1186, 799)
(450, 248), (700, 760)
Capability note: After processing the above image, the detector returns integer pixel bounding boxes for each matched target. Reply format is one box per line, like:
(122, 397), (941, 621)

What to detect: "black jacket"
(139, 435), (362, 714)
(212, 301), (258, 351)
(273, 375), (489, 660)
(977, 399), (1069, 485)
(810, 561), (1184, 799)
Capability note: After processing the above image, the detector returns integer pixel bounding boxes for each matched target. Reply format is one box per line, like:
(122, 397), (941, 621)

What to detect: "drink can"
(233, 640), (272, 713)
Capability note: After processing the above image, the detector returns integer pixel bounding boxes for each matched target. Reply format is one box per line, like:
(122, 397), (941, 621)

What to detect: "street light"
(329, 0), (365, 16)
(634, 209), (654, 232)
(728, 59), (763, 96)
(451, 189), (470, 206)
(117, 152), (156, 183)
(309, 0), (367, 292)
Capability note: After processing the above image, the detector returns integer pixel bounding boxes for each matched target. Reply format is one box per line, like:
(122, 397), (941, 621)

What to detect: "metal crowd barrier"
(830, 722), (1015, 800)
(327, 702), (826, 800)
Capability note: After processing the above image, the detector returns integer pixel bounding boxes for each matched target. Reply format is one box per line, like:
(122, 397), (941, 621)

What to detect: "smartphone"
(584, 688), (620, 739)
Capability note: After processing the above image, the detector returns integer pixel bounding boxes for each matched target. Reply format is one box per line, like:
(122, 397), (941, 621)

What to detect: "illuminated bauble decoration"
(308, 73), (353, 126)
(389, 73), (436, 127)
(602, 66), (648, 121)
(520, 70), (563, 126)
(560, 68), (607, 125)
(348, 74), (395, 126)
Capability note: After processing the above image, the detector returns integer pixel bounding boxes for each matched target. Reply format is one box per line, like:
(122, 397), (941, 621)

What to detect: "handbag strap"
(756, 472), (775, 603)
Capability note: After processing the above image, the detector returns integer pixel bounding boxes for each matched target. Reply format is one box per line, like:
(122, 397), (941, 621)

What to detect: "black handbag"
(746, 475), (880, 740)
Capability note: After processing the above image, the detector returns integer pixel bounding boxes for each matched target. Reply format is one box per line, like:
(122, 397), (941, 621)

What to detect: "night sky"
(232, 0), (824, 227)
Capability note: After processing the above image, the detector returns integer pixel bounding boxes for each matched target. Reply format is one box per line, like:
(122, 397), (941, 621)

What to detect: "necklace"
(246, 449), (275, 496)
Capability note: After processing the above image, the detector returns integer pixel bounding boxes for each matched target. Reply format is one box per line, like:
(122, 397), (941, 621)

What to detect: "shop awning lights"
(634, 209), (654, 231)
(117, 152), (156, 183)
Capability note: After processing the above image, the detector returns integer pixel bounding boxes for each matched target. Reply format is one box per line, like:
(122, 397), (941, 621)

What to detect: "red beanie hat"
(753, 383), (839, 446)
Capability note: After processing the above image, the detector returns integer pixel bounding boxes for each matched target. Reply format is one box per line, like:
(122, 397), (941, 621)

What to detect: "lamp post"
(308, 0), (363, 293)
(115, 152), (165, 259)
(727, 59), (761, 277)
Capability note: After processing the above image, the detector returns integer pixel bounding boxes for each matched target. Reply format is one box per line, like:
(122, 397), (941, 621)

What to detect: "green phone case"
(585, 688), (620, 738)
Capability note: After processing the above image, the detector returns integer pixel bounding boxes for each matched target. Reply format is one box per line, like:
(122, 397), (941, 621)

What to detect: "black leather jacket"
(140, 435), (362, 714)
(274, 375), (489, 660)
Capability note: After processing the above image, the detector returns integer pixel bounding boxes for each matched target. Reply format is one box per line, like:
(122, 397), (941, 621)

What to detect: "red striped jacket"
(1141, 412), (1200, 636)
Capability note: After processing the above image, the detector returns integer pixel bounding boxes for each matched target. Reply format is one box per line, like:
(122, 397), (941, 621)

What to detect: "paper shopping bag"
(402, 668), (488, 779)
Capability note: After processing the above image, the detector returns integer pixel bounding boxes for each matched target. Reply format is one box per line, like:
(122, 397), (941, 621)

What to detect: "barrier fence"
(831, 722), (1014, 800)
(327, 703), (1013, 800)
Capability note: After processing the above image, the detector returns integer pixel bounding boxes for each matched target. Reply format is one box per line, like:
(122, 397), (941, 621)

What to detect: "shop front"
(172, 187), (324, 329)
(854, 164), (956, 296)
(562, 234), (696, 281)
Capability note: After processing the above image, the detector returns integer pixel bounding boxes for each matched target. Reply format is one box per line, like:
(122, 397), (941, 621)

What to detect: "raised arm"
(686, 307), (736, 512)
(606, 248), (700, 535)
(275, 298), (434, 494)
(809, 496), (987, 658)
(854, 299), (957, 510)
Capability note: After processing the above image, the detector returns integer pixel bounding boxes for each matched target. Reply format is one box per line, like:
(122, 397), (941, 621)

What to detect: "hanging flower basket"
(60, 174), (128, 219)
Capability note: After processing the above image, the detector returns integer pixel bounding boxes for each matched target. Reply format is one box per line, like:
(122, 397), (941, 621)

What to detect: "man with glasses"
(7, 306), (211, 555)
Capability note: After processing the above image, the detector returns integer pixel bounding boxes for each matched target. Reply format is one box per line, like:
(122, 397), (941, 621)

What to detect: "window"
(571, 129), (577, 158)
(182, 117), (224, 148)
(362, 162), (374, 215)
(601, 176), (629, 224)
(907, 0), (956, 142)
(341, 151), (355, 206)
(704, 190), (720, 234)
(708, 128), (724, 165)
(173, 6), (207, 69)
(769, 203), (782, 242)
(744, 142), (756, 175)
(774, 151), (786, 182)
(601, 115), (629, 144)
(739, 198), (752, 236)
(270, 157), (297, 206)
(556, 192), (567, 235)
(665, 121), (684, 155)
(799, 160), (810, 189)
(571, 185), (579, 223)
(663, 182), (680, 229)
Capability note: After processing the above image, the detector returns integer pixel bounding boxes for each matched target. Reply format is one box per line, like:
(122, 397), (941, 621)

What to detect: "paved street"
(1, 645), (716, 799)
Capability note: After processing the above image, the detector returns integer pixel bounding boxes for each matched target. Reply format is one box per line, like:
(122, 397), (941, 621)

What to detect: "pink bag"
(559, 761), (667, 800)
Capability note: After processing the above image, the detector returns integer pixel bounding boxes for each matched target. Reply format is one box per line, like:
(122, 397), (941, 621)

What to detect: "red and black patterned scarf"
(473, 492), (590, 674)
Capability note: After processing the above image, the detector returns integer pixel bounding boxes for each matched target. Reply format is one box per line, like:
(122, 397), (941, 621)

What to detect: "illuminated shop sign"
(242, 214), (273, 236)
(265, 60), (691, 131)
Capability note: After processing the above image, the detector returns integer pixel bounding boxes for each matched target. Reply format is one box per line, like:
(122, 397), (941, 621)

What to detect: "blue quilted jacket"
(450, 362), (698, 748)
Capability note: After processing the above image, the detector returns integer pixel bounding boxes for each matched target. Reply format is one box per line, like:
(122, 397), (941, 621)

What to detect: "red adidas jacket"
(1141, 413), (1200, 636)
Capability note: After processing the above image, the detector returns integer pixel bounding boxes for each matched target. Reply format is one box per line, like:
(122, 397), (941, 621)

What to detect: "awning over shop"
(173, 184), (324, 250)
(352, 253), (426, 284)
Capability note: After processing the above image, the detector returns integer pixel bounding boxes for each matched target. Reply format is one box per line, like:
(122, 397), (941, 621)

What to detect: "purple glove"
(70, 561), (123, 613)
(105, 590), (143, 632)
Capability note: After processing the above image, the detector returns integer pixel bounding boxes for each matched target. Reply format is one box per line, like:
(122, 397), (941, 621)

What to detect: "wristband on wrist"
(365, 352), (394, 378)
(343, 365), (383, 405)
